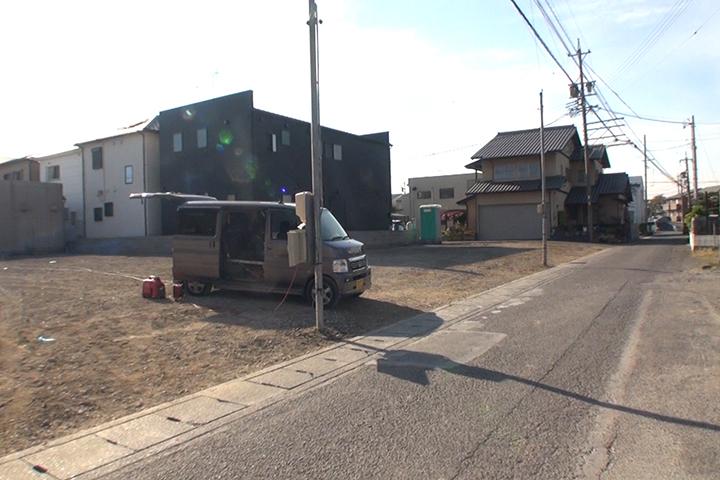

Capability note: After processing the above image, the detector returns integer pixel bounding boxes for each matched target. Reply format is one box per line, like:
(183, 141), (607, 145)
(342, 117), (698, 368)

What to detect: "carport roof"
(459, 175), (566, 204)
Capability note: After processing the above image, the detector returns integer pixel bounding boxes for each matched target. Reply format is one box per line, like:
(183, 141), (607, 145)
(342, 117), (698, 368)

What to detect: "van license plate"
(355, 278), (365, 290)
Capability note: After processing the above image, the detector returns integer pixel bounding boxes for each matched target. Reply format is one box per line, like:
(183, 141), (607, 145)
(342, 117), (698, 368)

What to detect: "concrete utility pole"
(690, 115), (699, 201)
(574, 39), (593, 241)
(540, 90), (548, 267)
(308, 0), (324, 330)
(683, 154), (691, 215)
(643, 135), (648, 219)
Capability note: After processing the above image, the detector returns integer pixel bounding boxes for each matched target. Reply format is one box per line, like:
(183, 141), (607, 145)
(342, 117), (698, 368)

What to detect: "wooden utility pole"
(540, 90), (547, 267)
(308, 0), (324, 330)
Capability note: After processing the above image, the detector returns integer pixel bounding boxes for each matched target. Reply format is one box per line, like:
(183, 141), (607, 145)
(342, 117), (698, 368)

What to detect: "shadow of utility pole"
(376, 349), (720, 433)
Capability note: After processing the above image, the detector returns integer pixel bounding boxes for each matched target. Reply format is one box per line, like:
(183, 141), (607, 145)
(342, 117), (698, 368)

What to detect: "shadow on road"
(375, 350), (720, 433)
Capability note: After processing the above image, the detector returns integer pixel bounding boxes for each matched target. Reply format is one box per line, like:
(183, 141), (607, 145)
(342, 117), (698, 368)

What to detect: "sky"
(1, 0), (719, 197)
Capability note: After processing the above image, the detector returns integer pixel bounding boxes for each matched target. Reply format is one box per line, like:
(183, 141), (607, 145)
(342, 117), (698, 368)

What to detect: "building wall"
(628, 177), (646, 225)
(392, 193), (410, 216)
(0, 181), (64, 255)
(252, 110), (391, 231)
(82, 132), (157, 238)
(36, 149), (84, 240)
(143, 132), (162, 235)
(0, 159), (39, 182)
(475, 153), (569, 183)
(159, 91), (392, 232)
(597, 195), (627, 225)
(408, 173), (476, 220)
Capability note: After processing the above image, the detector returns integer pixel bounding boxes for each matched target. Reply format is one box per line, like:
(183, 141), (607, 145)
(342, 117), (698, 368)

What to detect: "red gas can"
(142, 276), (166, 299)
(172, 283), (184, 301)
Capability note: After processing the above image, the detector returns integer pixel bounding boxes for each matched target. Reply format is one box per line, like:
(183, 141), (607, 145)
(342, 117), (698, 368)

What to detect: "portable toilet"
(419, 204), (442, 243)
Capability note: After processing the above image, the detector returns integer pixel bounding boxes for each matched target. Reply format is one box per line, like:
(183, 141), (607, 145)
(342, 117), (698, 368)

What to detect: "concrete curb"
(0, 246), (610, 480)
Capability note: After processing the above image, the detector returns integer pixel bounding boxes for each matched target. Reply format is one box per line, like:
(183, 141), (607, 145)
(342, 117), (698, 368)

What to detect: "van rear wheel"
(305, 276), (339, 308)
(185, 281), (212, 296)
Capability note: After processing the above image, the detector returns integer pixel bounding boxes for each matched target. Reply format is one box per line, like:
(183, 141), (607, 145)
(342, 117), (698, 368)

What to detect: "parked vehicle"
(172, 200), (370, 306)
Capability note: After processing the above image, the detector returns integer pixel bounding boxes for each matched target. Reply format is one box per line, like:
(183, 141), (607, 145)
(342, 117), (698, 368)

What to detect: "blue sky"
(1, 0), (718, 196)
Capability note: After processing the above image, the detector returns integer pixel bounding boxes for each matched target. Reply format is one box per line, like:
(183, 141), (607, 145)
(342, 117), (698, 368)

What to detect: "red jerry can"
(172, 283), (184, 301)
(142, 276), (166, 299)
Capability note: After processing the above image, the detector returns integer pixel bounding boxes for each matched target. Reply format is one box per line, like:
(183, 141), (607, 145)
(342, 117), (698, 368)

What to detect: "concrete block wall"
(0, 181), (64, 255)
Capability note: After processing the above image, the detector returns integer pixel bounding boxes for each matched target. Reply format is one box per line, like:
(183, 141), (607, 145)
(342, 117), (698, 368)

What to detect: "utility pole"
(683, 153), (691, 216)
(571, 39), (593, 241)
(540, 90), (548, 267)
(690, 115), (699, 201)
(308, 0), (324, 331)
(643, 135), (648, 220)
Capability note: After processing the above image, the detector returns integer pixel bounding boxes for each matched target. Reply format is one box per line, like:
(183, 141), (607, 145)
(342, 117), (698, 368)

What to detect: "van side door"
(173, 207), (220, 281)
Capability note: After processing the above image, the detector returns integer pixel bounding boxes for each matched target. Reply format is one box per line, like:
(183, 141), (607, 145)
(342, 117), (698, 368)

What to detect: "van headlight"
(332, 259), (349, 273)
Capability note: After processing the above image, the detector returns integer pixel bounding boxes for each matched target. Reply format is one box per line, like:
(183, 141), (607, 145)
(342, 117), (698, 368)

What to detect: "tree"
(648, 194), (666, 216)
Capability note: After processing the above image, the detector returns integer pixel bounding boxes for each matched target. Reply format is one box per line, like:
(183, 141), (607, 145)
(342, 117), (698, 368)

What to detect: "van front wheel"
(185, 281), (212, 296)
(305, 276), (339, 308)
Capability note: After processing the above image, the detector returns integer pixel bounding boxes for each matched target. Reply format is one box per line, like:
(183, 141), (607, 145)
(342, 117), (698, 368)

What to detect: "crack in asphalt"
(447, 280), (630, 480)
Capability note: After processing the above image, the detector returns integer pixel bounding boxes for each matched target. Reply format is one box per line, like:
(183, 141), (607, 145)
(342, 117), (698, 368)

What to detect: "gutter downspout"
(77, 144), (87, 239)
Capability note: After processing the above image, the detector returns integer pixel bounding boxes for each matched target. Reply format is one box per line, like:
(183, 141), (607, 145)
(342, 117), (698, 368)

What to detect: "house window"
(124, 165), (134, 184)
(333, 144), (343, 161)
(92, 147), (103, 169)
(417, 190), (431, 200)
(439, 188), (454, 199)
(197, 128), (207, 148)
(271, 133), (278, 152)
(173, 133), (183, 152)
(47, 165), (60, 180)
(281, 129), (291, 146)
(104, 202), (114, 217)
(494, 161), (540, 181)
(94, 207), (103, 222)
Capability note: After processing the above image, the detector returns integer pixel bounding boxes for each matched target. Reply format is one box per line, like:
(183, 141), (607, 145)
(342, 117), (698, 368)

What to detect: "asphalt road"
(103, 234), (720, 480)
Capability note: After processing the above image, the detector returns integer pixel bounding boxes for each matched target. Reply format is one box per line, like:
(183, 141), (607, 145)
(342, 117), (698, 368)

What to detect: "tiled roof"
(459, 175), (566, 203)
(467, 125), (579, 169)
(565, 173), (632, 205)
(581, 144), (611, 168)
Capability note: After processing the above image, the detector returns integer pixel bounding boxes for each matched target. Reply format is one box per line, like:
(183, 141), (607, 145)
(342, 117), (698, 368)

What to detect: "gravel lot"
(0, 240), (603, 455)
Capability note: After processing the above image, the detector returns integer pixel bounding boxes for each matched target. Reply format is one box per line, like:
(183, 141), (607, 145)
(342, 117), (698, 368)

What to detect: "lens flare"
(218, 128), (233, 145)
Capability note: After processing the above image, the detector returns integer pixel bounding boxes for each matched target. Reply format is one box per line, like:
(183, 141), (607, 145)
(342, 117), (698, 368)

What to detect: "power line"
(508, 0), (574, 83)
(612, 0), (693, 79)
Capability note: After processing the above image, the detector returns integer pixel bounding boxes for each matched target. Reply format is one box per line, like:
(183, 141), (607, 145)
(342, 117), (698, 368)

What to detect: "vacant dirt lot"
(0, 240), (603, 455)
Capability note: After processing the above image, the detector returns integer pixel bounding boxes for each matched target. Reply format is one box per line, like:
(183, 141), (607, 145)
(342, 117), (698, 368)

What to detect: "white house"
(77, 118), (161, 238)
(628, 176), (646, 226)
(407, 172), (477, 220)
(36, 148), (84, 240)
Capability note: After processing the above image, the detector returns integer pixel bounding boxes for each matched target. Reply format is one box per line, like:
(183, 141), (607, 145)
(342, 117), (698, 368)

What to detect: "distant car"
(655, 219), (676, 231)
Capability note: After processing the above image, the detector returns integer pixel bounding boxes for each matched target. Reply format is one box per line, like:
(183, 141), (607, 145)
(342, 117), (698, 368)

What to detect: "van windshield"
(321, 209), (349, 241)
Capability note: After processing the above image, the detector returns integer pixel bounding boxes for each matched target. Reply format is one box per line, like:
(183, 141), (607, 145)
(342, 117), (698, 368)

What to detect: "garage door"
(477, 204), (541, 240)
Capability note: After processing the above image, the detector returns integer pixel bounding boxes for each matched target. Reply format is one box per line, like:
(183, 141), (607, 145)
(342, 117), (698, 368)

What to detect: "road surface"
(103, 234), (720, 479)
